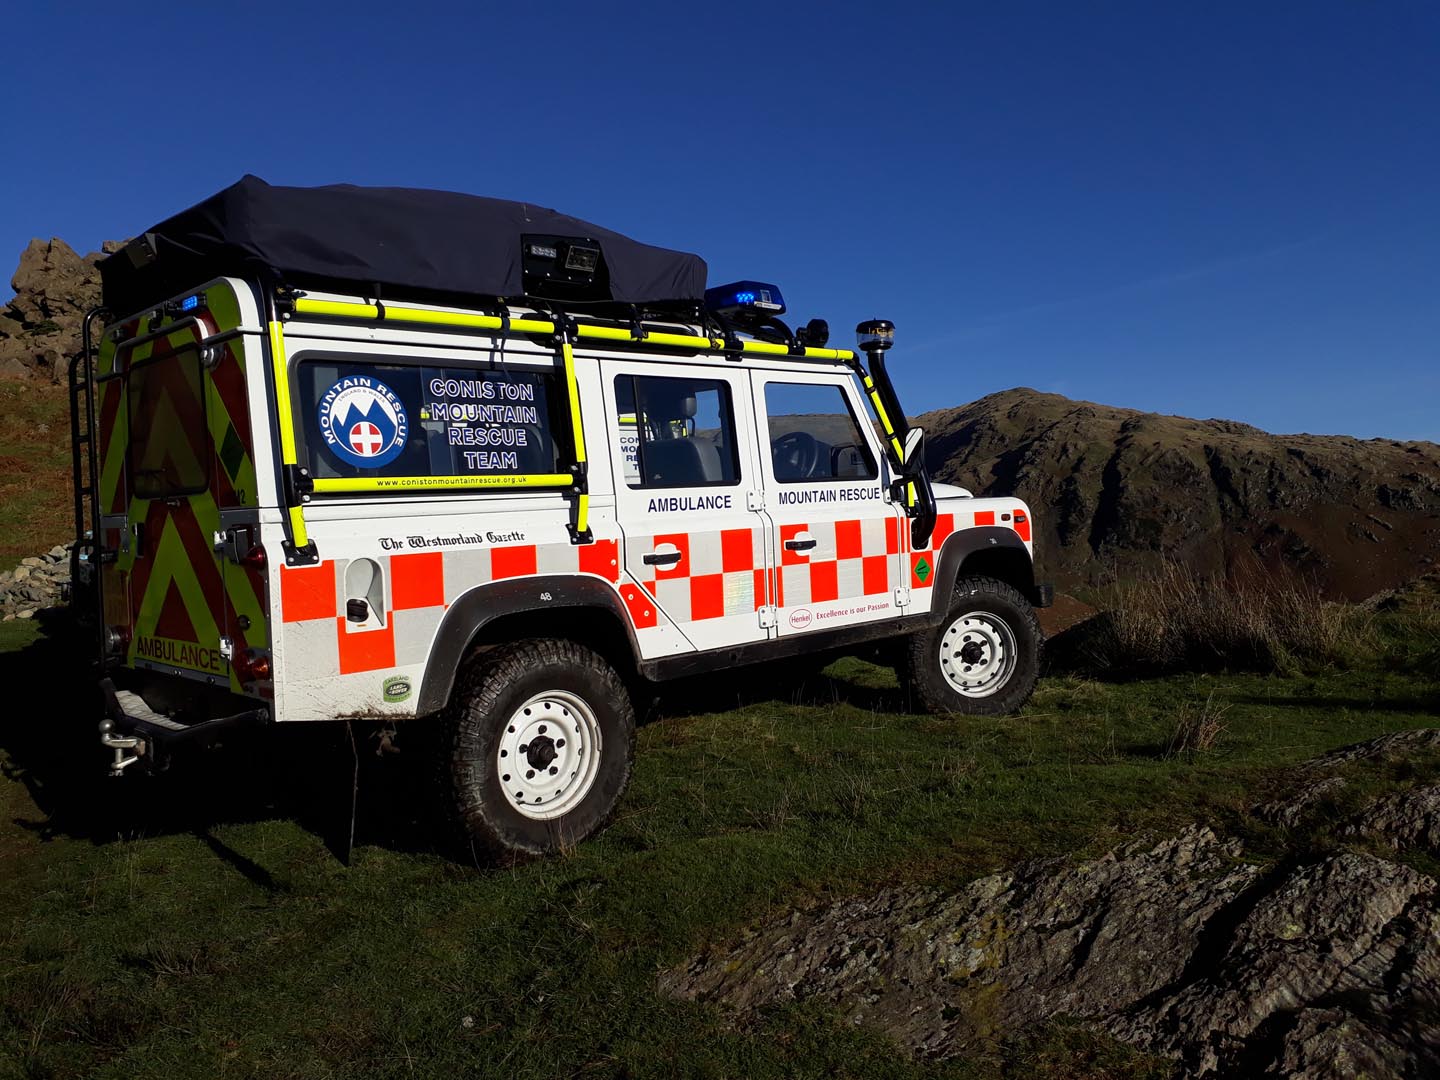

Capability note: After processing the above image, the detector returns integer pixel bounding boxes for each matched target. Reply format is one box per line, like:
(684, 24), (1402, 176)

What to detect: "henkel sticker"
(317, 377), (409, 469)
(789, 608), (813, 629)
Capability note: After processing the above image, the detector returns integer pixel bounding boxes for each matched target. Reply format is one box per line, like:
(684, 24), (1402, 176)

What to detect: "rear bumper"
(99, 678), (267, 773)
(1030, 583), (1054, 609)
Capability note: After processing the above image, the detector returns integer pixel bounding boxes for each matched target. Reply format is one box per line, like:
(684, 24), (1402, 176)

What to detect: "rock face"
(0, 238), (115, 382)
(663, 732), (1440, 1077)
(920, 388), (1440, 599)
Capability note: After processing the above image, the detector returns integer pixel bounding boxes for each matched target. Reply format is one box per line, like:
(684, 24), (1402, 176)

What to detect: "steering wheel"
(773, 431), (821, 479)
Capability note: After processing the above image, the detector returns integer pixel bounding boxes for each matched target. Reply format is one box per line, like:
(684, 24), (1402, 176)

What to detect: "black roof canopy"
(99, 175), (708, 316)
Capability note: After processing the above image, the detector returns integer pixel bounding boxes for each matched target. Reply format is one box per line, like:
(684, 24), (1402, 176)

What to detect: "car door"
(607, 364), (773, 652)
(750, 372), (907, 637)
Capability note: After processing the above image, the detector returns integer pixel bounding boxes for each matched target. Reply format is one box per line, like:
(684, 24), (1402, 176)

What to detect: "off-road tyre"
(440, 639), (636, 859)
(903, 575), (1042, 716)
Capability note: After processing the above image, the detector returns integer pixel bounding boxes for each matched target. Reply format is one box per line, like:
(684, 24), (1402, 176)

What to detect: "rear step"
(98, 679), (267, 775)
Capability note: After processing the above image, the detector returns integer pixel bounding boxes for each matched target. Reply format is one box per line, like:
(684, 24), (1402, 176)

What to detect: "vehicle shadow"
(0, 612), (445, 865)
(1, 619), (919, 867)
(648, 659), (912, 721)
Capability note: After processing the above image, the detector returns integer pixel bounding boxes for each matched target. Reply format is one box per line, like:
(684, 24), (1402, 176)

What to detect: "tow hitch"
(99, 717), (147, 775)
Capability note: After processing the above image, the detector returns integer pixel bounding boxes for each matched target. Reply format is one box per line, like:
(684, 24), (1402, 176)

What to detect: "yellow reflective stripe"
(576, 325), (719, 351)
(287, 506), (310, 547)
(576, 324), (634, 343)
(294, 298), (380, 320)
(291, 298), (857, 362)
(386, 305), (503, 330)
(268, 320), (309, 548)
(562, 340), (587, 466)
(862, 377), (896, 437)
(574, 492), (590, 536)
(738, 339), (789, 357)
(861, 373), (909, 506)
(312, 473), (573, 493)
(268, 321), (297, 464)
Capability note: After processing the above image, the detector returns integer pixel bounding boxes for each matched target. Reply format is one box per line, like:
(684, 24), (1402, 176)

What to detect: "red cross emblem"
(349, 422), (384, 456)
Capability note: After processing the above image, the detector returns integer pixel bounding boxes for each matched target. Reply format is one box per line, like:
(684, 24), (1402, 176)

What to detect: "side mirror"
(898, 427), (925, 477)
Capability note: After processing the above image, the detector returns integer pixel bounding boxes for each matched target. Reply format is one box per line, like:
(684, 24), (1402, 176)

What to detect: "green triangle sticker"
(914, 557), (931, 583)
(219, 424), (246, 481)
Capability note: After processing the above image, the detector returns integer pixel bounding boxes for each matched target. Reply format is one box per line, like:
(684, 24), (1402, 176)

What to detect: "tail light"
(239, 650), (272, 682)
(242, 544), (267, 570)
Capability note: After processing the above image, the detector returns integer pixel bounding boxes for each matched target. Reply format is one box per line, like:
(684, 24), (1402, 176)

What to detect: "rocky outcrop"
(1346, 784), (1440, 853)
(0, 545), (72, 620)
(0, 238), (116, 382)
(663, 732), (1440, 1077)
(920, 389), (1440, 600)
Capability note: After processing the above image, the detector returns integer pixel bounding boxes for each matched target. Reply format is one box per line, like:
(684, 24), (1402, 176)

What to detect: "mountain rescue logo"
(317, 377), (409, 469)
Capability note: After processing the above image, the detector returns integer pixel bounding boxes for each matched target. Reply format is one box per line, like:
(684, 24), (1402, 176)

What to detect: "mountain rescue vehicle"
(70, 177), (1051, 856)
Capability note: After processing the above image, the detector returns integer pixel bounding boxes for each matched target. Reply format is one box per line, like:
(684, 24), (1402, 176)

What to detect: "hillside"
(922, 389), (1440, 599)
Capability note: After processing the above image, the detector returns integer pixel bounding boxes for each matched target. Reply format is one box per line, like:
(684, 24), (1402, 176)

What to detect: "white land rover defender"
(71, 177), (1051, 856)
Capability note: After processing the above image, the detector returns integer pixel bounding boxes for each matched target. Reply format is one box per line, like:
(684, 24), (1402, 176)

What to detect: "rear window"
(296, 358), (569, 486)
(128, 354), (210, 498)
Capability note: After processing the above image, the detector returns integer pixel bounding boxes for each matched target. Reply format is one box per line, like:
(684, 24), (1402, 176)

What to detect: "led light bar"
(705, 280), (786, 321)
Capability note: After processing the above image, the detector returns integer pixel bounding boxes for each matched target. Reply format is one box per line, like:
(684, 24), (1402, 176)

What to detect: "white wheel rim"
(496, 690), (602, 821)
(939, 610), (1018, 698)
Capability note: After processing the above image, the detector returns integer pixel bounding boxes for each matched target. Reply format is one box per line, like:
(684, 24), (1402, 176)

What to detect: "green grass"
(2, 619), (1436, 1079)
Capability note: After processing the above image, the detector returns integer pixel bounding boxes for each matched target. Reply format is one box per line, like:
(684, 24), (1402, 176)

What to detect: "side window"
(613, 375), (739, 488)
(294, 358), (569, 487)
(763, 381), (879, 483)
(127, 353), (211, 498)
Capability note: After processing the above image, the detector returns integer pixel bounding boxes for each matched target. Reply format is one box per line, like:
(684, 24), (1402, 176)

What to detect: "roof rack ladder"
(70, 308), (110, 666)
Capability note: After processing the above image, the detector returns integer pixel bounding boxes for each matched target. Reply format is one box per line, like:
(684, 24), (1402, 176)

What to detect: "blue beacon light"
(704, 280), (786, 319)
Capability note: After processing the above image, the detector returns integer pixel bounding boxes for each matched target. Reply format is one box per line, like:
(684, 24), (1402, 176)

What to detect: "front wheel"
(441, 639), (636, 858)
(903, 576), (1042, 716)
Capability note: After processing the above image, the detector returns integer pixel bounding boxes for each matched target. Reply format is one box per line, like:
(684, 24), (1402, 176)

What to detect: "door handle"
(785, 537), (817, 552)
(643, 550), (682, 567)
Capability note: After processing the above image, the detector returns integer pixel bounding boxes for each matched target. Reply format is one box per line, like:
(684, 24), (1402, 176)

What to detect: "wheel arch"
(933, 526), (1035, 600)
(415, 576), (641, 716)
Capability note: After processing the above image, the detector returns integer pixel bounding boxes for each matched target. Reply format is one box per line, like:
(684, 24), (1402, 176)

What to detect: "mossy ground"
(1, 614), (1435, 1079)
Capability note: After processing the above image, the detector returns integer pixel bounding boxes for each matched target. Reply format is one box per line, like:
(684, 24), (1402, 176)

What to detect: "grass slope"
(0, 383), (72, 569)
(1, 618), (1436, 1079)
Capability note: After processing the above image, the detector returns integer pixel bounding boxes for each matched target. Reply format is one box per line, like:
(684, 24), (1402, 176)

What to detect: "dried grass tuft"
(1166, 693), (1230, 758)
(1071, 558), (1369, 675)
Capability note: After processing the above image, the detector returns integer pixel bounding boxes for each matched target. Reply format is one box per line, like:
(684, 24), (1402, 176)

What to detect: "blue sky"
(4, 2), (1436, 440)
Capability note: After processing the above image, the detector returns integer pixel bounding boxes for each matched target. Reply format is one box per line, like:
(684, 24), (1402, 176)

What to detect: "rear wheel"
(904, 575), (1041, 716)
(441, 639), (635, 858)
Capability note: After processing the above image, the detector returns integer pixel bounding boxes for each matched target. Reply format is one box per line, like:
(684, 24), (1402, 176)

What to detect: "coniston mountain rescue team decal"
(317, 376), (409, 468)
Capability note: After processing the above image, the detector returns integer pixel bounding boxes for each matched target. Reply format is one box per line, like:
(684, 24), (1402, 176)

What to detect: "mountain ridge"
(920, 387), (1440, 598)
